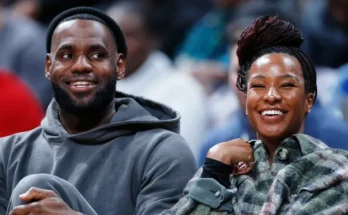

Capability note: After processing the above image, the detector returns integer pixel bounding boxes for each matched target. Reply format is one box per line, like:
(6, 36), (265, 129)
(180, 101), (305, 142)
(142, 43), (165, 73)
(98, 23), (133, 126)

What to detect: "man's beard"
(51, 78), (116, 115)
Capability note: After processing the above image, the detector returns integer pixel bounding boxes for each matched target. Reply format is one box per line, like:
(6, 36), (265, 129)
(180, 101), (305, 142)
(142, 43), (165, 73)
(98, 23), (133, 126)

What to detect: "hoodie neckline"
(42, 91), (180, 144)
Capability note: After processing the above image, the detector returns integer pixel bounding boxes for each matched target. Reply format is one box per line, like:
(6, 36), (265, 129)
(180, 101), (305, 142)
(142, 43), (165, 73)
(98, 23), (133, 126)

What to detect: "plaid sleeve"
(159, 169), (236, 215)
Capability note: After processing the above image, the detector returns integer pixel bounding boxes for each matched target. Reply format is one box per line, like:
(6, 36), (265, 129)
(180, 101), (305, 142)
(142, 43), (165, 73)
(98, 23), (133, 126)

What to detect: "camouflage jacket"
(161, 134), (348, 215)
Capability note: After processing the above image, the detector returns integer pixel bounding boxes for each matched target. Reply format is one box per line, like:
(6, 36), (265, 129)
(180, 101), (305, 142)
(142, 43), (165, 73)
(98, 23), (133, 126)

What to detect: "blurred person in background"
(301, 0), (348, 68)
(107, 1), (209, 158)
(0, 69), (44, 137)
(0, 0), (51, 108)
(142, 0), (211, 59)
(9, 0), (101, 26)
(330, 63), (348, 121)
(175, 0), (248, 95)
(9, 0), (210, 60)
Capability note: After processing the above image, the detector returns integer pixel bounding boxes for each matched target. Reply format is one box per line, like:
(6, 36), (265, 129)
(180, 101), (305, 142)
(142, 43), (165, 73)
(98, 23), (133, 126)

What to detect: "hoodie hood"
(42, 91), (180, 143)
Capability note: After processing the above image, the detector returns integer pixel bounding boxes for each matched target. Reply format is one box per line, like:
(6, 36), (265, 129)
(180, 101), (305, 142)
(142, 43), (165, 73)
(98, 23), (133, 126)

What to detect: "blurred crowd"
(1, 0), (348, 164)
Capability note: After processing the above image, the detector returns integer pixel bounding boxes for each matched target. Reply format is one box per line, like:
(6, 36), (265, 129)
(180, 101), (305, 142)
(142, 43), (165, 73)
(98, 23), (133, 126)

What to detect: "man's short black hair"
(46, 6), (128, 58)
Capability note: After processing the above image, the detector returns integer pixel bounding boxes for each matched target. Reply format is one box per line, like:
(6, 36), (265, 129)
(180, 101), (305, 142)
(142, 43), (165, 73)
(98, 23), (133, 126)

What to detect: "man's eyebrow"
(56, 44), (74, 51)
(88, 44), (109, 52)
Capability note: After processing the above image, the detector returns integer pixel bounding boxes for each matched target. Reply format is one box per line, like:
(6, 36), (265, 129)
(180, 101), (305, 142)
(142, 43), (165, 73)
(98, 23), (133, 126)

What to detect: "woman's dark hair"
(236, 16), (317, 103)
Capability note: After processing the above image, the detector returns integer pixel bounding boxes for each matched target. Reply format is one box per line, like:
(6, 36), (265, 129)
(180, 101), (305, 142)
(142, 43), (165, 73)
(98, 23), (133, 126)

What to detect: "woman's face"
(246, 53), (314, 142)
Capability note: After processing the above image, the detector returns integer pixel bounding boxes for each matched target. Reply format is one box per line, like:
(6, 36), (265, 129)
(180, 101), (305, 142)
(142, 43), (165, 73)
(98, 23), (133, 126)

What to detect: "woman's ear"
(116, 54), (125, 80)
(305, 93), (315, 114)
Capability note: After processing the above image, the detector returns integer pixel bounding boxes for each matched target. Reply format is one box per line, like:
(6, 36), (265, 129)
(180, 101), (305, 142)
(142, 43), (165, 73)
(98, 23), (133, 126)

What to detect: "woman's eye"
(251, 84), (265, 88)
(281, 83), (295, 88)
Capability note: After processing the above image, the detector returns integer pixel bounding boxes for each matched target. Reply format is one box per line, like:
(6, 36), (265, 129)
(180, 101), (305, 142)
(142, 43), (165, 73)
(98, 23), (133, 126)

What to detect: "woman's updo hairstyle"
(236, 16), (317, 103)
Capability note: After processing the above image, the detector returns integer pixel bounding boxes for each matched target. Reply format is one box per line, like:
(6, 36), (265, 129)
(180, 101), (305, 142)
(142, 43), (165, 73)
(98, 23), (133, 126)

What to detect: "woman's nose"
(264, 87), (281, 103)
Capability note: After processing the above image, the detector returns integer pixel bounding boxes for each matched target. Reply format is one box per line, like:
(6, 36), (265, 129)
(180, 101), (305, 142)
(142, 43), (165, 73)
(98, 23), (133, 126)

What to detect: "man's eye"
(62, 53), (72, 59)
(91, 53), (105, 59)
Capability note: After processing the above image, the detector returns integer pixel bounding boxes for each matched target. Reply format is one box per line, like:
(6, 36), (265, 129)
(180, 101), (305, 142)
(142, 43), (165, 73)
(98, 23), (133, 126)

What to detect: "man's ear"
(45, 54), (51, 80)
(116, 54), (125, 80)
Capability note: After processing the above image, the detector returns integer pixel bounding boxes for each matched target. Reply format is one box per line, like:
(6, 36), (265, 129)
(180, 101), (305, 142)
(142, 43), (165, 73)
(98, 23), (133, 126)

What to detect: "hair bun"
(237, 16), (303, 66)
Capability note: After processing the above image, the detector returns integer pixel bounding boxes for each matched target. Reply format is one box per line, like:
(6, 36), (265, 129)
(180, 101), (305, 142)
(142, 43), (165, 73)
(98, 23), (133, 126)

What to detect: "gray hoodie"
(0, 92), (197, 214)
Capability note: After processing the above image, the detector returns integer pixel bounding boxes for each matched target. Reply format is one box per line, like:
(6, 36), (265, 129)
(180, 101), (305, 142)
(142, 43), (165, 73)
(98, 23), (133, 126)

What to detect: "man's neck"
(58, 101), (116, 134)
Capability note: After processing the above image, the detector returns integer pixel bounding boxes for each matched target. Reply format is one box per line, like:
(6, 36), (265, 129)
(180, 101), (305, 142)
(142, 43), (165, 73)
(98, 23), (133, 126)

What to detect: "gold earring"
(308, 109), (311, 113)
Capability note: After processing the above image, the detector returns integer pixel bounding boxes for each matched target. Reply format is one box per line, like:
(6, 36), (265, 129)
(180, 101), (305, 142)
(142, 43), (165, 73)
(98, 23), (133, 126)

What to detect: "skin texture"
(208, 52), (314, 168)
(10, 19), (126, 214)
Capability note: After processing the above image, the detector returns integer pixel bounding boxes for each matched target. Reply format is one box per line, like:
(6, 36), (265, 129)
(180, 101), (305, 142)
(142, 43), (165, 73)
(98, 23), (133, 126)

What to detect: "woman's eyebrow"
(249, 75), (266, 80)
(279, 74), (300, 81)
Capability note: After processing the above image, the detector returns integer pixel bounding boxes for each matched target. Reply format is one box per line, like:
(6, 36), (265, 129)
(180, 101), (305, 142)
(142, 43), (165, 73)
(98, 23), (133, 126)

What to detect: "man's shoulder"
(137, 128), (188, 148)
(0, 127), (42, 149)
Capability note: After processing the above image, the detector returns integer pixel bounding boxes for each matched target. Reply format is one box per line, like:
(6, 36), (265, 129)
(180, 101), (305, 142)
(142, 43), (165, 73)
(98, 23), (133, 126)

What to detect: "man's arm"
(0, 137), (9, 214)
(135, 133), (197, 215)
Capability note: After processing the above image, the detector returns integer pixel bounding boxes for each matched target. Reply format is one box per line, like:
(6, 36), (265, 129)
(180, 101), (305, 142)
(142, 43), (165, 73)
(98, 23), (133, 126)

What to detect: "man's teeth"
(261, 110), (284, 116)
(71, 81), (94, 87)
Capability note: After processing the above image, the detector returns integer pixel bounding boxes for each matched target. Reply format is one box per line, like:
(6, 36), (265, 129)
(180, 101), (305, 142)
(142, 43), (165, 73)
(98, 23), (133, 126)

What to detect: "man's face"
(45, 19), (125, 114)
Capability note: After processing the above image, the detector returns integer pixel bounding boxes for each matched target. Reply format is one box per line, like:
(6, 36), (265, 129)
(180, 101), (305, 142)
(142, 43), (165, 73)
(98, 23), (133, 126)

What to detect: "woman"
(161, 16), (348, 215)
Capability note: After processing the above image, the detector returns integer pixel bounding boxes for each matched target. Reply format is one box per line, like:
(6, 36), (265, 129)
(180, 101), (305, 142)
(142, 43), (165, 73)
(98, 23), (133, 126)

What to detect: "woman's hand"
(207, 138), (254, 175)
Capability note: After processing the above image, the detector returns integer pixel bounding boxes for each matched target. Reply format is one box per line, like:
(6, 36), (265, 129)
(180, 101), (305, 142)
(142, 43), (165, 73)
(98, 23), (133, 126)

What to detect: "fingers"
(207, 138), (254, 165)
(19, 187), (58, 202)
(234, 162), (254, 175)
(9, 201), (41, 215)
(223, 138), (250, 146)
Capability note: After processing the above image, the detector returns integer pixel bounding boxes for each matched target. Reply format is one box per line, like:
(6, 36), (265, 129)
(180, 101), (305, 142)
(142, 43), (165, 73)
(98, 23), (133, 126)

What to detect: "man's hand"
(9, 187), (82, 215)
(207, 138), (254, 175)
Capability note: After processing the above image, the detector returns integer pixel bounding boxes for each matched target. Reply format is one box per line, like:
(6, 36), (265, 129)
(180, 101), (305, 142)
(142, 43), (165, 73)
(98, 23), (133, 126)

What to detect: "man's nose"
(71, 55), (93, 73)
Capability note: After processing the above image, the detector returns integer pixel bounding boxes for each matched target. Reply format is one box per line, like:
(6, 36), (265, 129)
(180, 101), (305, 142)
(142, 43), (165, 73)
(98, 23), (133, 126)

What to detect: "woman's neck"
(258, 123), (305, 166)
(259, 138), (280, 166)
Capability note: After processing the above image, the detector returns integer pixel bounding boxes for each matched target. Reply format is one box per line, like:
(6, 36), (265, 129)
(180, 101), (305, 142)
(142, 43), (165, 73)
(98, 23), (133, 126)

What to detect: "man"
(0, 2), (51, 108)
(107, 2), (208, 158)
(0, 7), (196, 215)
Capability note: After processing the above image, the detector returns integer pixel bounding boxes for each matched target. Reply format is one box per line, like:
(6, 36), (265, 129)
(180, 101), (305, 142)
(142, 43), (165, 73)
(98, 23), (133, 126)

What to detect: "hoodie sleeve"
(135, 133), (197, 215)
(0, 137), (9, 214)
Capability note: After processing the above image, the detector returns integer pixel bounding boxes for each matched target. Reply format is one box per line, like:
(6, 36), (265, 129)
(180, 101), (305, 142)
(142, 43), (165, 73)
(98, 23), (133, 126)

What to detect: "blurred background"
(1, 0), (348, 164)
